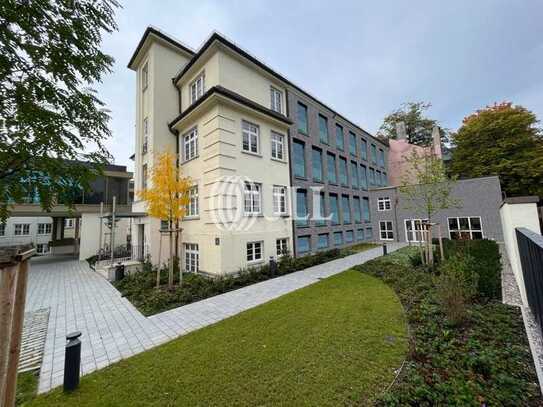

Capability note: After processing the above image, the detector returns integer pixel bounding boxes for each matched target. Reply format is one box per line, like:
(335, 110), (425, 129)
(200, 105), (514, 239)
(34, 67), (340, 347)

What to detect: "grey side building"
(370, 176), (504, 243)
(285, 88), (389, 256)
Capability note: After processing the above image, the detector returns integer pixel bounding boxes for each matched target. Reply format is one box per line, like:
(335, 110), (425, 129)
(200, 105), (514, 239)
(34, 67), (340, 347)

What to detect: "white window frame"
(189, 72), (205, 104)
(272, 185), (287, 216)
(186, 186), (199, 217)
(270, 86), (282, 113)
(247, 241), (263, 263)
(448, 216), (484, 240)
(276, 238), (288, 257)
(14, 224), (30, 236)
(36, 243), (49, 255)
(404, 219), (427, 243)
(379, 220), (394, 241)
(65, 219), (74, 228)
(142, 62), (148, 91)
(183, 127), (198, 162)
(244, 182), (262, 215)
(184, 243), (199, 273)
(142, 117), (149, 154)
(37, 223), (52, 235)
(377, 197), (391, 211)
(271, 131), (285, 160)
(242, 120), (260, 154)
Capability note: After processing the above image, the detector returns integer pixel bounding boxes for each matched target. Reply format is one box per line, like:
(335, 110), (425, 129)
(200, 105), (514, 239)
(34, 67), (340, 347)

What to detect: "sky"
(96, 0), (543, 170)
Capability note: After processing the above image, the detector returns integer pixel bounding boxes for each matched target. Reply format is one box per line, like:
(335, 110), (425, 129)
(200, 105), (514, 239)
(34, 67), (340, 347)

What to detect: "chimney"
(396, 122), (407, 141)
(431, 126), (442, 157)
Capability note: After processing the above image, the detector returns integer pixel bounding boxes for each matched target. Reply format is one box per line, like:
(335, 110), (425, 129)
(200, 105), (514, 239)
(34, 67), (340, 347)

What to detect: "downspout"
(285, 89), (296, 257)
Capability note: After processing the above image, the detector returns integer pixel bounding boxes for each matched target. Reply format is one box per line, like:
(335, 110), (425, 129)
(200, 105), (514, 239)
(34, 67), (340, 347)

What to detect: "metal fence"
(96, 244), (148, 267)
(516, 227), (543, 330)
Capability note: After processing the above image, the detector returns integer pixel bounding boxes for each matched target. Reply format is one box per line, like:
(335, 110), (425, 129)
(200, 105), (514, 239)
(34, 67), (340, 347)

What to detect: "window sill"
(244, 213), (264, 218)
(182, 155), (199, 165)
(271, 157), (287, 164)
(241, 150), (262, 158)
(312, 179), (324, 184)
(183, 216), (200, 221)
(247, 259), (264, 266)
(298, 130), (308, 136)
(294, 175), (307, 181)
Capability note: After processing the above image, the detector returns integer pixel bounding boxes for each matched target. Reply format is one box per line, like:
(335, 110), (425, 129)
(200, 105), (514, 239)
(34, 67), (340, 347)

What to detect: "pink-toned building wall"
(387, 126), (442, 186)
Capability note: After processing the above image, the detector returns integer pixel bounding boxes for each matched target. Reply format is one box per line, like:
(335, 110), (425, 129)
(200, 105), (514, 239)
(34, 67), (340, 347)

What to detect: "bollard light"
(269, 256), (277, 277)
(383, 244), (388, 256)
(63, 331), (82, 392)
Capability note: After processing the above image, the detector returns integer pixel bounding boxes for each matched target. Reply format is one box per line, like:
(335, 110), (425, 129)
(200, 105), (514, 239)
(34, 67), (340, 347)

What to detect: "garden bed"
(354, 242), (542, 405)
(114, 243), (378, 316)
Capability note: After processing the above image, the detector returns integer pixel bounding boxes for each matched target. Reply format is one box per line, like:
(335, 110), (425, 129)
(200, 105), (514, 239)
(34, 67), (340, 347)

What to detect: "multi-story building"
(128, 27), (388, 274)
(1, 163), (133, 256)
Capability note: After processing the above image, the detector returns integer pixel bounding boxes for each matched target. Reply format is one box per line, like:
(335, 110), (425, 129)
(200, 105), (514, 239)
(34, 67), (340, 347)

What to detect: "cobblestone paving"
(27, 244), (406, 393)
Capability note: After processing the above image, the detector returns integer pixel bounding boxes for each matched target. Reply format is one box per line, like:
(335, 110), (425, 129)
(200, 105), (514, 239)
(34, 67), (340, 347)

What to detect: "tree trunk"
(168, 229), (173, 290)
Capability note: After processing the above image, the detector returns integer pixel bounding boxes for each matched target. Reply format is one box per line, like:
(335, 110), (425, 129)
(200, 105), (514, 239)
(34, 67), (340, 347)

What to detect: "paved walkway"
(26, 244), (405, 393)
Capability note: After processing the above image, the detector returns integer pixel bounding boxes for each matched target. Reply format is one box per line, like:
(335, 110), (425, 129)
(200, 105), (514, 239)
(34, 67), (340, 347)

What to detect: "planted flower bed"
(115, 243), (377, 315)
(355, 241), (541, 405)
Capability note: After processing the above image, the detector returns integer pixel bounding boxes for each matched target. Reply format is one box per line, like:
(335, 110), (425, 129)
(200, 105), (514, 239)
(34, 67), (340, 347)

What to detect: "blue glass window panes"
(316, 193), (326, 226)
(365, 227), (373, 240)
(342, 195), (351, 224)
(293, 140), (306, 178)
(312, 148), (323, 182)
(339, 157), (348, 186)
(360, 165), (368, 190)
(362, 197), (370, 222)
(336, 124), (344, 150)
(351, 161), (359, 188)
(296, 190), (308, 227)
(378, 148), (385, 167)
(298, 235), (310, 253)
(329, 194), (339, 225)
(357, 229), (364, 241)
(319, 115), (328, 144)
(297, 103), (308, 134)
(371, 144), (377, 163)
(334, 231), (343, 245)
(349, 131), (357, 156)
(361, 139), (368, 160)
(317, 233), (329, 249)
(353, 197), (362, 223)
(327, 153), (337, 184)
(345, 230), (354, 243)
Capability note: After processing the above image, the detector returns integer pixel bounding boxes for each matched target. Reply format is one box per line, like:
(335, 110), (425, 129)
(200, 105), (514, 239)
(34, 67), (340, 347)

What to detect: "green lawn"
(30, 270), (407, 406)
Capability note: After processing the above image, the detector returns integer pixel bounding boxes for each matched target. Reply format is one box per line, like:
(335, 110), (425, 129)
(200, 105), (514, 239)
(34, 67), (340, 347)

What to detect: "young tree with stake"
(138, 152), (191, 289)
(399, 139), (460, 266)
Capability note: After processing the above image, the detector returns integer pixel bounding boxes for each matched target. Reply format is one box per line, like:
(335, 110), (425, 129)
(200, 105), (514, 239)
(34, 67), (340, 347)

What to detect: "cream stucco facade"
(129, 29), (293, 275)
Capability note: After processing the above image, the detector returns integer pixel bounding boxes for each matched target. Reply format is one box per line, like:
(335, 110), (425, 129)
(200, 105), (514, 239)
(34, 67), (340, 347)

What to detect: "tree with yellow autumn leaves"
(137, 152), (192, 289)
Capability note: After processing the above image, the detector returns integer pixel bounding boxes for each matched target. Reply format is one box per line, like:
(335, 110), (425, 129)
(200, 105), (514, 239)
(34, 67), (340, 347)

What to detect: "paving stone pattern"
(26, 244), (406, 393)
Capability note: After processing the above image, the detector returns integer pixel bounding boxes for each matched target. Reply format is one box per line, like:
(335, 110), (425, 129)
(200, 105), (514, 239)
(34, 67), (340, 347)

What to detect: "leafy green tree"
(450, 102), (543, 197)
(0, 0), (120, 220)
(379, 101), (447, 146)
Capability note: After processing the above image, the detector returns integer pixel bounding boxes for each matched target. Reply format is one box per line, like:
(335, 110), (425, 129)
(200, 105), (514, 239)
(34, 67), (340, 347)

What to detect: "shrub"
(434, 254), (478, 325)
(443, 239), (501, 300)
(357, 247), (540, 406)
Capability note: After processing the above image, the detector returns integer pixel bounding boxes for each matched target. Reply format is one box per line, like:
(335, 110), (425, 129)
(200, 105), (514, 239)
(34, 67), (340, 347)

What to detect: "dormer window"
(190, 72), (205, 104)
(270, 86), (282, 113)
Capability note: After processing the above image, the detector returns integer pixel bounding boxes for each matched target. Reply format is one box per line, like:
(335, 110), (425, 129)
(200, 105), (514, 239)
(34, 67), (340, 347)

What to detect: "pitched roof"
(127, 26), (195, 70)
